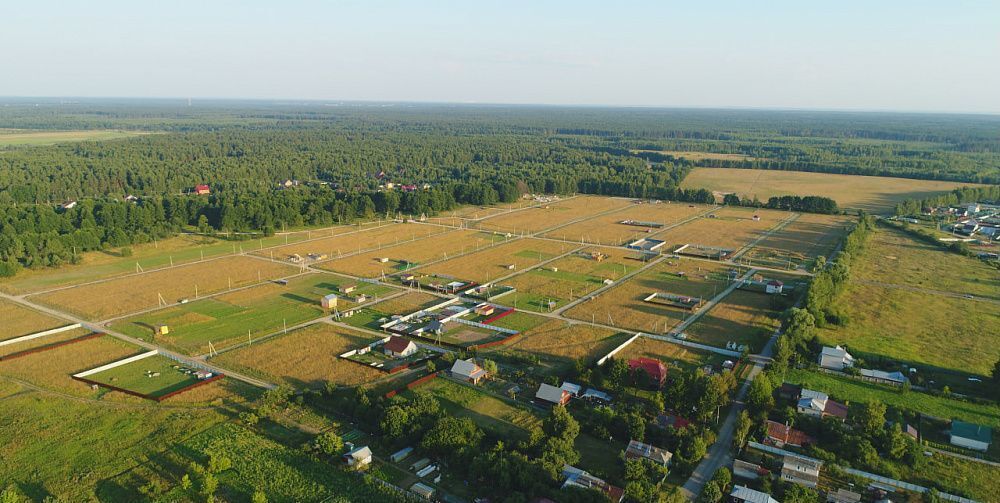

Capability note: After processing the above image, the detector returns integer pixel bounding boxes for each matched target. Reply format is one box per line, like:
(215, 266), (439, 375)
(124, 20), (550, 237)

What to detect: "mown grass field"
(318, 229), (504, 278)
(487, 319), (628, 372)
(31, 255), (298, 320)
(681, 167), (982, 211)
(0, 300), (69, 340)
(683, 289), (786, 351)
(0, 327), (94, 359)
(502, 250), (639, 312)
(254, 222), (441, 262)
(655, 207), (790, 253)
(741, 213), (851, 269)
(418, 237), (574, 284)
(618, 337), (726, 370)
(564, 259), (732, 333)
(540, 201), (709, 245)
(111, 273), (390, 355)
(83, 354), (203, 397)
(0, 128), (145, 146)
(212, 323), (385, 389)
(476, 195), (632, 234)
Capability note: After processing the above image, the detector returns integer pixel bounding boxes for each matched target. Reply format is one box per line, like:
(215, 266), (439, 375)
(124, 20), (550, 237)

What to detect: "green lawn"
(83, 354), (203, 397)
(786, 370), (1000, 429)
(409, 378), (541, 440)
(898, 450), (1000, 501)
(111, 274), (391, 355)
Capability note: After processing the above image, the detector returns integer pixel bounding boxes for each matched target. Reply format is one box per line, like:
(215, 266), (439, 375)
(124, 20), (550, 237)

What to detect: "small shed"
(765, 280), (784, 294)
(535, 383), (570, 406)
(321, 294), (338, 309)
(154, 324), (170, 336)
(410, 482), (435, 501)
(384, 336), (418, 358)
(343, 445), (372, 467)
(475, 303), (495, 316)
(951, 420), (992, 451)
(340, 284), (357, 294)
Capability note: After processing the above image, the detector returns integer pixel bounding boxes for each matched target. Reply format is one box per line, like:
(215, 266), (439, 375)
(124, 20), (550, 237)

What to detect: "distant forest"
(0, 100), (996, 275)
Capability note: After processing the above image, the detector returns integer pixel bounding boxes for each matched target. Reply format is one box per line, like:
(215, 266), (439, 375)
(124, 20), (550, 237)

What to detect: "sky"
(2, 0), (999, 113)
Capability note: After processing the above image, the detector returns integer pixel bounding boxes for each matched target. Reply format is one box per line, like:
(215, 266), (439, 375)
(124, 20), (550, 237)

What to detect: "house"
(340, 284), (357, 294)
(628, 358), (667, 387)
(451, 358), (487, 384)
(950, 420), (992, 451)
(194, 184), (211, 195)
(536, 383), (571, 406)
(732, 460), (767, 480)
(424, 319), (444, 335)
(624, 439), (672, 466)
(560, 382), (582, 397)
(819, 346), (855, 370)
(561, 465), (624, 502)
(797, 389), (848, 420)
(780, 453), (822, 488)
(475, 303), (495, 316)
(765, 420), (814, 448)
(827, 488), (862, 503)
(410, 482), (435, 501)
(343, 445), (372, 467)
(320, 294), (338, 309)
(384, 336), (418, 358)
(730, 485), (778, 503)
(857, 368), (909, 387)
(765, 280), (784, 294)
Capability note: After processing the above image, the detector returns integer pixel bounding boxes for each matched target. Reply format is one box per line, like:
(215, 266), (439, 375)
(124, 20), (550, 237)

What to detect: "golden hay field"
(655, 207), (791, 252)
(0, 335), (142, 397)
(541, 202), (711, 245)
(617, 337), (724, 369)
(418, 238), (575, 284)
(0, 301), (70, 341)
(31, 256), (297, 320)
(0, 328), (94, 358)
(435, 199), (542, 220)
(476, 196), (633, 234)
(369, 292), (445, 315)
(742, 213), (852, 267)
(318, 230), (503, 278)
(254, 223), (443, 262)
(212, 323), (384, 388)
(683, 289), (784, 351)
(489, 319), (626, 371)
(564, 259), (731, 333)
(502, 249), (640, 311)
(681, 167), (982, 211)
(631, 150), (757, 162)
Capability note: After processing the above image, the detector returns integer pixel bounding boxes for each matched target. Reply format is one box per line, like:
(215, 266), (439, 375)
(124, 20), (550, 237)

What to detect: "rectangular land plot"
(318, 229), (505, 278)
(110, 273), (390, 355)
(0, 334), (143, 397)
(541, 202), (710, 245)
(417, 238), (574, 284)
(682, 289), (789, 352)
(30, 255), (298, 320)
(254, 223), (442, 263)
(617, 337), (726, 371)
(740, 213), (851, 270)
(475, 196), (632, 234)
(212, 323), (385, 388)
(0, 327), (95, 359)
(404, 377), (542, 440)
(487, 319), (629, 373)
(656, 207), (792, 254)
(79, 353), (212, 399)
(502, 248), (640, 312)
(0, 300), (70, 341)
(564, 259), (732, 333)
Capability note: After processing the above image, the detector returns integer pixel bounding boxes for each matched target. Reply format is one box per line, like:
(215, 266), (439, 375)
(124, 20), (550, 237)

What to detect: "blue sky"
(3, 0), (998, 112)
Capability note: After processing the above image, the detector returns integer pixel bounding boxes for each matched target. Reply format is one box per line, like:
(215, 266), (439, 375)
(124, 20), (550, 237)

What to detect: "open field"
(82, 354), (206, 398)
(617, 337), (726, 370)
(0, 232), (336, 295)
(899, 449), (1000, 501)
(318, 229), (503, 278)
(856, 225), (1000, 300)
(212, 323), (385, 388)
(254, 222), (442, 263)
(0, 300), (70, 340)
(31, 255), (298, 320)
(740, 213), (852, 269)
(367, 291), (444, 315)
(541, 202), (711, 245)
(417, 238), (575, 284)
(682, 289), (786, 351)
(0, 327), (94, 359)
(682, 168), (984, 211)
(502, 249), (640, 312)
(0, 335), (143, 396)
(656, 207), (791, 253)
(488, 319), (628, 372)
(406, 377), (541, 440)
(111, 272), (390, 355)
(819, 283), (1000, 375)
(564, 259), (733, 333)
(430, 199), (542, 220)
(0, 128), (145, 146)
(475, 196), (633, 234)
(632, 149), (757, 162)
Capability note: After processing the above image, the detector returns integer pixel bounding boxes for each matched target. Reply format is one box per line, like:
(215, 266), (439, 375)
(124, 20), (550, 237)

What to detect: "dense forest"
(2, 99), (997, 276)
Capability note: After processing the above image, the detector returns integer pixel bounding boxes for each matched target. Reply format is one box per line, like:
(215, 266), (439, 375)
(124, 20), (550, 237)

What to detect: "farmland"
(0, 335), (143, 397)
(253, 222), (442, 263)
(0, 300), (69, 340)
(30, 255), (298, 320)
(739, 213), (852, 269)
(681, 167), (983, 211)
(682, 289), (786, 351)
(0, 128), (145, 146)
(417, 237), (574, 284)
(318, 229), (503, 278)
(502, 248), (640, 312)
(0, 327), (94, 359)
(540, 201), (711, 245)
(488, 319), (628, 372)
(211, 323), (386, 388)
(475, 195), (633, 234)
(655, 207), (792, 253)
(110, 272), (391, 355)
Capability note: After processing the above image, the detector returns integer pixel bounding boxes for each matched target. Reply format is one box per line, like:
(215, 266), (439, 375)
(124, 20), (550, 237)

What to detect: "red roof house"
(765, 420), (814, 448)
(194, 184), (211, 195)
(628, 358), (667, 387)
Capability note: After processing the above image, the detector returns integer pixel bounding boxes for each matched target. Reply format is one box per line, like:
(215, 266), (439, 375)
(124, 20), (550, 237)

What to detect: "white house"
(765, 280), (784, 294)
(950, 421), (992, 452)
(780, 453), (822, 488)
(321, 293), (338, 309)
(797, 389), (848, 420)
(819, 346), (855, 370)
(383, 336), (418, 358)
(730, 485), (778, 503)
(451, 358), (487, 384)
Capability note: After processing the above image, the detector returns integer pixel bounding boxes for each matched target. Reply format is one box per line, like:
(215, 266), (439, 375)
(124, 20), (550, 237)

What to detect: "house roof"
(767, 280), (784, 286)
(561, 382), (582, 395)
(322, 293), (338, 300)
(858, 368), (908, 383)
(628, 357), (667, 382)
(536, 383), (569, 404)
(625, 439), (673, 464)
(824, 399), (849, 419)
(451, 358), (486, 379)
(821, 345), (854, 362)
(730, 485), (778, 503)
(384, 336), (415, 354)
(581, 388), (612, 402)
(779, 382), (802, 397)
(782, 453), (823, 471)
(952, 420), (992, 444)
(656, 414), (691, 430)
(344, 445), (372, 460)
(765, 420), (814, 446)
